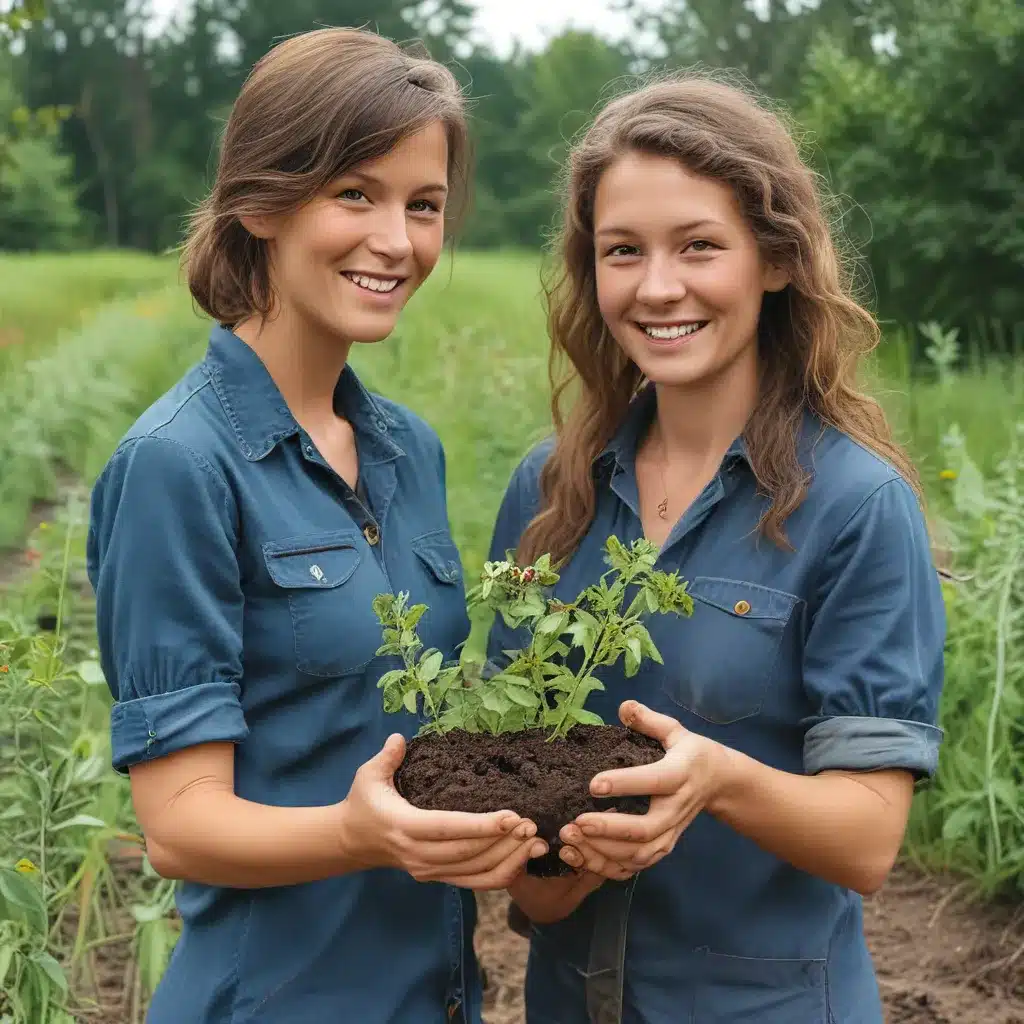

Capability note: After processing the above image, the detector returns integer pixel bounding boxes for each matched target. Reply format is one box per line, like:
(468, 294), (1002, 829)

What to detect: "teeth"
(643, 322), (707, 340)
(346, 273), (399, 293)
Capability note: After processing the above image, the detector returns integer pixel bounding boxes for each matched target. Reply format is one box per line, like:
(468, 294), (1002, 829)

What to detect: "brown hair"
(182, 27), (470, 325)
(518, 72), (922, 566)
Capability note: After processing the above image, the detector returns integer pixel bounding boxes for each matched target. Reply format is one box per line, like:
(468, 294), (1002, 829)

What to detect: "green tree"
(0, 52), (80, 250)
(800, 0), (1024, 335)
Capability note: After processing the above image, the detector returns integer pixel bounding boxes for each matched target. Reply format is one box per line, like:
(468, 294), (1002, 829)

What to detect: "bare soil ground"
(475, 865), (1024, 1024)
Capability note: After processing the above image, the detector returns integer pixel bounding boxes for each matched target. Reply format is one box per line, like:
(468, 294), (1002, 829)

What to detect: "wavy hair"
(517, 73), (922, 566)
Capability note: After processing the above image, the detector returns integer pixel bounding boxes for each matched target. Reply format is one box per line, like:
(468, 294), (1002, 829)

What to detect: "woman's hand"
(558, 701), (726, 878)
(508, 867), (610, 925)
(341, 733), (548, 890)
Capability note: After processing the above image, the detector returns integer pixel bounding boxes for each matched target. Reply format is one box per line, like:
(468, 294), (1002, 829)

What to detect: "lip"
(636, 319), (710, 348)
(339, 270), (407, 301)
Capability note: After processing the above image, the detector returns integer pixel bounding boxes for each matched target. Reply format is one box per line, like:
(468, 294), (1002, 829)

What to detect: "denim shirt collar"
(595, 382), (752, 478)
(202, 324), (404, 464)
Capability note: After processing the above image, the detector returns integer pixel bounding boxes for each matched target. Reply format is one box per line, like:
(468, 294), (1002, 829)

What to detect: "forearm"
(142, 785), (369, 888)
(707, 746), (910, 895)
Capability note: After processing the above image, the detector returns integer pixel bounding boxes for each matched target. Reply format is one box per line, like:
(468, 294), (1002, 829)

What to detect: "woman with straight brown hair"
(486, 73), (946, 1023)
(86, 27), (545, 1024)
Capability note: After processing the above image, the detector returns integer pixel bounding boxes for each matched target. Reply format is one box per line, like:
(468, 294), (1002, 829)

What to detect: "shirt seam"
(805, 473), (902, 622)
(114, 434), (236, 526)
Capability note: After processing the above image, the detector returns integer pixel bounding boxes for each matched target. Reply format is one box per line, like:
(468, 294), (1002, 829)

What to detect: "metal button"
(375, 417), (388, 432)
(734, 600), (751, 615)
(304, 443), (314, 455)
(363, 523), (380, 546)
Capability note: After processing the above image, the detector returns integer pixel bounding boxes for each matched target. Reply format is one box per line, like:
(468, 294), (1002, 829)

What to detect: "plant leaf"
(75, 660), (106, 685)
(51, 814), (107, 831)
(419, 650), (443, 681)
(27, 951), (67, 994)
(0, 867), (47, 935)
(504, 684), (540, 708)
(569, 707), (604, 727)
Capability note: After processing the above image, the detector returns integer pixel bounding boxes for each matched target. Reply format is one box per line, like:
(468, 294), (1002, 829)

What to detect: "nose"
(635, 254), (687, 306)
(366, 204), (414, 262)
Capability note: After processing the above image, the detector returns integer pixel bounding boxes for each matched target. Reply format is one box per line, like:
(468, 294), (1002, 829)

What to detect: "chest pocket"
(661, 576), (800, 726)
(262, 528), (465, 680)
(263, 530), (382, 678)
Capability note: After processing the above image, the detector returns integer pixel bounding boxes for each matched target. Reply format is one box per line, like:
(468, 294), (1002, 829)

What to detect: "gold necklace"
(655, 428), (670, 520)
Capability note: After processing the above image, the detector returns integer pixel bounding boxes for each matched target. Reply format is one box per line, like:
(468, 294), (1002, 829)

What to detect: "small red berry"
(522, 568), (536, 583)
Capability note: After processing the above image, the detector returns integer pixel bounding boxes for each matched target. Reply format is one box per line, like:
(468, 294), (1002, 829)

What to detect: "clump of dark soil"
(394, 724), (664, 876)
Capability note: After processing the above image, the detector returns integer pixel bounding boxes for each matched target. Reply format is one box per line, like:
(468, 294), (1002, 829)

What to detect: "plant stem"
(985, 544), (1019, 865)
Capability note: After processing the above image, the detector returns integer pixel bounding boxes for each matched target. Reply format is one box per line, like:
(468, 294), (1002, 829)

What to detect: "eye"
(687, 240), (718, 253)
(338, 188), (366, 202)
(408, 198), (440, 214)
(606, 244), (640, 257)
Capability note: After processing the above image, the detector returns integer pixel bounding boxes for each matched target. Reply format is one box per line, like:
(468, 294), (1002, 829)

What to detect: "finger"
(616, 810), (698, 872)
(413, 830), (542, 880)
(439, 838), (549, 891)
(627, 824), (687, 869)
(589, 758), (684, 799)
(618, 701), (687, 747)
(570, 801), (681, 843)
(410, 825), (534, 867)
(563, 839), (633, 882)
(362, 733), (407, 783)
(398, 804), (527, 843)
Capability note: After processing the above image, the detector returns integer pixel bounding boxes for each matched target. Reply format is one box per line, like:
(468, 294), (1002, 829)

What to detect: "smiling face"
(593, 150), (788, 391)
(244, 121), (450, 347)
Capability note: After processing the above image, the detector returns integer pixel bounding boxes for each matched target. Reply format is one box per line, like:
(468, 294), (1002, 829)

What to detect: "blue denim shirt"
(486, 385), (945, 1024)
(87, 325), (480, 1024)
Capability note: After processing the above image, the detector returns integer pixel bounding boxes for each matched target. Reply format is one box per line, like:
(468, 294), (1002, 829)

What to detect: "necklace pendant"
(657, 497), (669, 520)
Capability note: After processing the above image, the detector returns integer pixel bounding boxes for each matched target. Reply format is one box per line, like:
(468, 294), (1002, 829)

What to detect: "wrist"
(333, 799), (372, 872)
(704, 739), (747, 817)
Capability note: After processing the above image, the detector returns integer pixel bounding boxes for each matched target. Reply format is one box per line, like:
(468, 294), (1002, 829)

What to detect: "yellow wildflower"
(939, 469), (957, 481)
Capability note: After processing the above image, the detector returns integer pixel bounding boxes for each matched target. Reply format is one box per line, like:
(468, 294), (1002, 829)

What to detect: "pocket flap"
(262, 531), (362, 590)
(411, 530), (462, 584)
(689, 577), (799, 621)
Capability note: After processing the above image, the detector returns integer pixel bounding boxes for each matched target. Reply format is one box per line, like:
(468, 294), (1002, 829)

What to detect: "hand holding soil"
(559, 700), (724, 877)
(376, 537), (698, 877)
(340, 733), (548, 888)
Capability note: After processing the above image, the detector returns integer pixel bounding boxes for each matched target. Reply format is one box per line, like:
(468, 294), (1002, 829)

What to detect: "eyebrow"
(344, 170), (448, 196)
(595, 218), (724, 238)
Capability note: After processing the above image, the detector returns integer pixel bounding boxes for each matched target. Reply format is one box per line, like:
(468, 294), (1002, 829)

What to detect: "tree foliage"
(0, 0), (1019, 342)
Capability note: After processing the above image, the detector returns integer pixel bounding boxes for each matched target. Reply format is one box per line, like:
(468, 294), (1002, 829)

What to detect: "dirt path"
(476, 865), (1024, 1024)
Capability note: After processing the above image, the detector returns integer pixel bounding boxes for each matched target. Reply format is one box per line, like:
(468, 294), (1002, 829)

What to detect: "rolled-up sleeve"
(801, 477), (946, 779)
(87, 435), (248, 773)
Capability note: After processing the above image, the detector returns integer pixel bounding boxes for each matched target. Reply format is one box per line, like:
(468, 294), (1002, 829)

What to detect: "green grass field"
(0, 250), (1021, 1022)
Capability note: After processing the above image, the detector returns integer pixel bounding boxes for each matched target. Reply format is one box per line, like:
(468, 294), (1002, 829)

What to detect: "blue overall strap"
(586, 876), (638, 1024)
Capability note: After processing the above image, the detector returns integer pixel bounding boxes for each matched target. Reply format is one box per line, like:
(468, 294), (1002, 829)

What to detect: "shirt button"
(304, 443), (314, 455)
(363, 523), (380, 546)
(734, 599), (751, 615)
(375, 417), (388, 432)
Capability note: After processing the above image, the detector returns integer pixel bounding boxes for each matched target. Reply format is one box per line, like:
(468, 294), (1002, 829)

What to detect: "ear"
(762, 261), (790, 293)
(239, 213), (276, 240)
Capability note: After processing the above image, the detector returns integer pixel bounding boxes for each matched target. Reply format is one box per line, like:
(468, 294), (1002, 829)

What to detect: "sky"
(146, 0), (641, 55)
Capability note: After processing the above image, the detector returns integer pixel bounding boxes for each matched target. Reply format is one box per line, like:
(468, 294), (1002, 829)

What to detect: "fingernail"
(515, 822), (536, 840)
(530, 841), (548, 858)
(560, 849), (581, 866)
(563, 826), (581, 843)
(498, 813), (519, 832)
(592, 780), (611, 796)
(581, 825), (597, 837)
